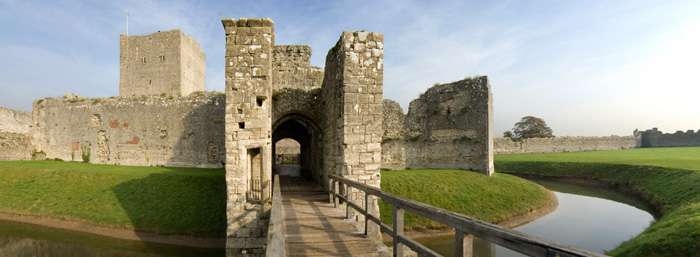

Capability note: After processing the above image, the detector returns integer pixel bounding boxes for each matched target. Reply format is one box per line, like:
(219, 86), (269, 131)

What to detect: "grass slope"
(0, 162), (552, 240)
(496, 147), (700, 257)
(0, 161), (226, 237)
(379, 169), (552, 231)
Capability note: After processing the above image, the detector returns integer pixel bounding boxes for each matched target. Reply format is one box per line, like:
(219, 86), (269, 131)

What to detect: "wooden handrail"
(328, 174), (609, 257)
(265, 175), (285, 257)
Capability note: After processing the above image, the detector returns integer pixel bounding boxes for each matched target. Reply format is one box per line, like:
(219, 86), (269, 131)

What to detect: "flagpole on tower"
(126, 11), (129, 36)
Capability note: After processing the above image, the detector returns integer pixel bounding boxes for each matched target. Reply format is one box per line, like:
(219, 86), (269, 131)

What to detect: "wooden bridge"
(265, 175), (609, 257)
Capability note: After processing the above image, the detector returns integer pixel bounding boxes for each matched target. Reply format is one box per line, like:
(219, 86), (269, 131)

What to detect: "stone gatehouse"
(0, 17), (494, 256)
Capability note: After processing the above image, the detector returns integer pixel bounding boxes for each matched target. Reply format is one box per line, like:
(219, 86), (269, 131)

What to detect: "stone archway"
(272, 114), (323, 184)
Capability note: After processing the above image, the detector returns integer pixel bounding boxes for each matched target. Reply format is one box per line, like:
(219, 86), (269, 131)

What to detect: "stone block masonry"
(31, 93), (224, 167)
(222, 18), (274, 256)
(381, 77), (494, 175)
(272, 45), (323, 92)
(320, 30), (384, 239)
(0, 132), (31, 160)
(119, 29), (206, 97)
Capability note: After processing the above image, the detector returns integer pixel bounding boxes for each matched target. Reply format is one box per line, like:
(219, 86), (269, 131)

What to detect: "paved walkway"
(281, 177), (385, 257)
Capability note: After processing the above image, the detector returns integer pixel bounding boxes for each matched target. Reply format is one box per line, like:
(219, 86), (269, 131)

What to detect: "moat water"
(0, 219), (224, 257)
(0, 178), (654, 257)
(415, 179), (655, 256)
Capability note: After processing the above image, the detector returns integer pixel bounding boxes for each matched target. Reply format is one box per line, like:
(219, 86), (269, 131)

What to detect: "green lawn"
(0, 161), (552, 240)
(496, 147), (700, 257)
(379, 169), (552, 231)
(0, 161), (226, 237)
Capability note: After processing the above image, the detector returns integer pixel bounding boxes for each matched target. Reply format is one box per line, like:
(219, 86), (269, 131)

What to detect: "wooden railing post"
(455, 230), (473, 257)
(364, 191), (369, 235)
(393, 206), (404, 257)
(333, 180), (339, 208)
(329, 178), (334, 205)
(345, 183), (351, 219)
(327, 174), (606, 257)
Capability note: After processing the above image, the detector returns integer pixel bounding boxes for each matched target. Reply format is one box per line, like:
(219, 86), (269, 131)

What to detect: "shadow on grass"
(111, 167), (227, 256)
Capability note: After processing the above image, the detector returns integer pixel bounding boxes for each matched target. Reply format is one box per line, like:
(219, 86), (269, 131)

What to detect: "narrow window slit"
(256, 96), (266, 107)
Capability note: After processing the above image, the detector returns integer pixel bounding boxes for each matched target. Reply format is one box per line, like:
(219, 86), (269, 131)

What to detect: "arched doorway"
(274, 138), (301, 176)
(272, 114), (322, 183)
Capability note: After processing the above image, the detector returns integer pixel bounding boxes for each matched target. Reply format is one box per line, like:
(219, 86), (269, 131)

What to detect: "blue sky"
(1, 0), (699, 136)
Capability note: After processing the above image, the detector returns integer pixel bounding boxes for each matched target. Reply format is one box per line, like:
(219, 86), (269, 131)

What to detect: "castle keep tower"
(119, 29), (206, 97)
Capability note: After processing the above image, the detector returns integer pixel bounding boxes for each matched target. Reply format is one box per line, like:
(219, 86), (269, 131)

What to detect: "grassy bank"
(379, 169), (553, 231)
(0, 161), (553, 240)
(496, 147), (700, 257)
(0, 161), (226, 237)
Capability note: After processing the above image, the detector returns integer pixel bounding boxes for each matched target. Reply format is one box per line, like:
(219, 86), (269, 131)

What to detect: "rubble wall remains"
(31, 93), (225, 167)
(0, 107), (31, 134)
(0, 132), (31, 160)
(638, 128), (700, 147)
(494, 136), (637, 154)
(402, 77), (494, 175)
(272, 45), (323, 92)
(381, 99), (406, 170)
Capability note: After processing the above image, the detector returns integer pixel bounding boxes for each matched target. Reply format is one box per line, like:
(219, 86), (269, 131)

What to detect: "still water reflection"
(416, 179), (655, 256)
(0, 219), (224, 257)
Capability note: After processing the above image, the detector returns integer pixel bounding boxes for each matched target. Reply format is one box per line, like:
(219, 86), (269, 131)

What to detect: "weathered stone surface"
(320, 30), (384, 239)
(381, 99), (406, 170)
(494, 136), (637, 154)
(31, 93), (224, 167)
(119, 29), (206, 97)
(637, 128), (700, 147)
(272, 45), (323, 92)
(393, 77), (494, 175)
(222, 18), (274, 256)
(0, 107), (31, 134)
(0, 132), (31, 160)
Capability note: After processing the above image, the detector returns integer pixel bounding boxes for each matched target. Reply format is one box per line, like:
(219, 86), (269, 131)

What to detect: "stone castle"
(1, 16), (697, 256)
(0, 18), (495, 255)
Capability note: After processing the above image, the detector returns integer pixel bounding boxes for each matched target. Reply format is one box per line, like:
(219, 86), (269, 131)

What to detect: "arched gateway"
(272, 113), (322, 182)
(222, 18), (384, 255)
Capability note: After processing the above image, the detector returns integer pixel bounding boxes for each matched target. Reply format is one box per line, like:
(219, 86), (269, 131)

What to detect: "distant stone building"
(119, 29), (205, 97)
(636, 128), (700, 147)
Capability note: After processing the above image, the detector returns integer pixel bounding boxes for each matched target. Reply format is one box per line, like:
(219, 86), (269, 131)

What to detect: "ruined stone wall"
(272, 45), (323, 92)
(403, 77), (494, 175)
(494, 136), (637, 154)
(638, 128), (700, 147)
(321, 31), (384, 239)
(0, 107), (33, 160)
(119, 30), (205, 97)
(0, 132), (31, 160)
(0, 107), (31, 134)
(31, 93), (224, 167)
(222, 18), (274, 256)
(381, 99), (406, 170)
